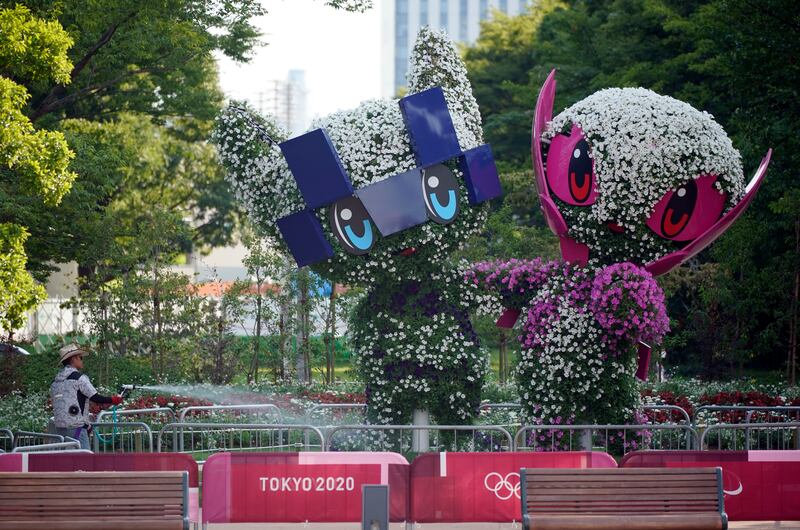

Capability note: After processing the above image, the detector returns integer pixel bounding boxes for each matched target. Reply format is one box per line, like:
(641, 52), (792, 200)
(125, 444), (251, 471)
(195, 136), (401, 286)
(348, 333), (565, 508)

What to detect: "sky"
(215, 0), (383, 131)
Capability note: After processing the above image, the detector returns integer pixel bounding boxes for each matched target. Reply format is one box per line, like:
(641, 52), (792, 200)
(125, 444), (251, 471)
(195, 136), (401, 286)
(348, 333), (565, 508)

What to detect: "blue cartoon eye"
(328, 196), (376, 255)
(422, 164), (460, 224)
(344, 221), (373, 250)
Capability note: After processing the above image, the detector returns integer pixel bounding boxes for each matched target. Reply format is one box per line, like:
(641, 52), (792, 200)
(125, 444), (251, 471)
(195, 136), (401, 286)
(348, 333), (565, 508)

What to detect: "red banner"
(410, 451), (617, 523)
(201, 452), (410, 523)
(620, 450), (800, 520)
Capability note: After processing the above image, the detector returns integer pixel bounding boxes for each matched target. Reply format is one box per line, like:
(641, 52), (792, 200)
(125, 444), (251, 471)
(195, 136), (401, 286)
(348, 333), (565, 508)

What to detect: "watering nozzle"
(118, 384), (137, 399)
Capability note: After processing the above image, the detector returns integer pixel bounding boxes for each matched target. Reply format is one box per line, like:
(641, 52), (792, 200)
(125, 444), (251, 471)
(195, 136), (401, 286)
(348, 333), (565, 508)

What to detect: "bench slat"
(529, 493), (718, 501)
(531, 484), (717, 497)
(0, 484), (182, 495)
(524, 468), (717, 475)
(0, 491), (185, 500)
(0, 472), (183, 479)
(0, 498), (185, 506)
(527, 474), (716, 482)
(2, 509), (183, 521)
(528, 513), (724, 530)
(0, 473), (181, 486)
(526, 475), (717, 487)
(0, 518), (184, 530)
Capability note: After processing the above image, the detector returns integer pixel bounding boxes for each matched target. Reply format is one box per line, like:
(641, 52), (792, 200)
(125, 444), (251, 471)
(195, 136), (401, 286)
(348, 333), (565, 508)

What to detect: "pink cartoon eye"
(545, 125), (598, 206)
(646, 175), (727, 241)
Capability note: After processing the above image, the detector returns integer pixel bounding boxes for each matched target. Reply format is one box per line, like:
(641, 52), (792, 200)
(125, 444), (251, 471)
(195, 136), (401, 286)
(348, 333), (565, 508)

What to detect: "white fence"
(13, 296), (346, 342)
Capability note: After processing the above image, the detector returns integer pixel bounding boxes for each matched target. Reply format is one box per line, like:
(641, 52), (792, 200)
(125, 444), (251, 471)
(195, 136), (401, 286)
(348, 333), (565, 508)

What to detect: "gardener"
(50, 343), (123, 450)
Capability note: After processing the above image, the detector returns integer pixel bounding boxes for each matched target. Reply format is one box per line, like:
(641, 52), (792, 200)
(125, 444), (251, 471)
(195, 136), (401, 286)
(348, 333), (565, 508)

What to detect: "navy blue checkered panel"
(279, 129), (354, 209)
(399, 87), (462, 167)
(276, 210), (334, 267)
(357, 169), (429, 236)
(459, 144), (503, 204)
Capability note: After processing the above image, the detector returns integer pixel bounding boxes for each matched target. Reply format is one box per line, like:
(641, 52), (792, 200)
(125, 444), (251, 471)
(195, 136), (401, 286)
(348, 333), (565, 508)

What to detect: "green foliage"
(0, 5), (72, 84)
(21, 0), (263, 123)
(2, 0), (263, 283)
(0, 224), (46, 335)
(0, 9), (76, 205)
(0, 5), (76, 337)
(456, 170), (559, 263)
(0, 391), (49, 432)
(464, 0), (566, 167)
(15, 348), (156, 395)
(238, 228), (290, 384)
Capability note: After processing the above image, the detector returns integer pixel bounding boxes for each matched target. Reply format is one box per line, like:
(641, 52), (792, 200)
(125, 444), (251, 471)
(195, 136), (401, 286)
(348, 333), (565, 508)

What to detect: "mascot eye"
(646, 175), (727, 241)
(328, 196), (376, 255)
(545, 125), (598, 206)
(422, 164), (460, 224)
(568, 140), (593, 203)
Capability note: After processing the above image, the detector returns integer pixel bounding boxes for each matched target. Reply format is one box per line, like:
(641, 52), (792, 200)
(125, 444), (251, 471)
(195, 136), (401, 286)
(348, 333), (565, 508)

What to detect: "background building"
(381, 0), (531, 97)
(253, 69), (308, 136)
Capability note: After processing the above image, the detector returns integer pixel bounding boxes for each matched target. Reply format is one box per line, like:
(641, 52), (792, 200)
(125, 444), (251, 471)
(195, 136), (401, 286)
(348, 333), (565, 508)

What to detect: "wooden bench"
(0, 471), (189, 530)
(520, 467), (728, 530)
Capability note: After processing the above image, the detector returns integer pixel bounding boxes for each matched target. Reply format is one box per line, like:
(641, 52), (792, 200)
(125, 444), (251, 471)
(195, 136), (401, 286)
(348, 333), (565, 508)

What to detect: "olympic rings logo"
(484, 471), (521, 501)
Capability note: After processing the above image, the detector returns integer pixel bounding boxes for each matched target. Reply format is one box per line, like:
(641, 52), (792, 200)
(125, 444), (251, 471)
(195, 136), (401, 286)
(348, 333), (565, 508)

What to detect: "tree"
(239, 228), (284, 385)
(0, 225), (45, 338)
(193, 279), (247, 385)
(0, 5), (75, 338)
(17, 0), (262, 124)
(463, 0), (566, 168)
(0, 1), (265, 283)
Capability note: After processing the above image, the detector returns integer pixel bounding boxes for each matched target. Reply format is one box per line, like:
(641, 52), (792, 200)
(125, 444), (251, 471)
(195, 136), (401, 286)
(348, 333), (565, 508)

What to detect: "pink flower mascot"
(469, 71), (771, 428)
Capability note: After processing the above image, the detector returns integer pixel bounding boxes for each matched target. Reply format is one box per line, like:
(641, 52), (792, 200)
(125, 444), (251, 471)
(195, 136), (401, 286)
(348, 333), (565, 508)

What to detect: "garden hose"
(93, 404), (118, 446)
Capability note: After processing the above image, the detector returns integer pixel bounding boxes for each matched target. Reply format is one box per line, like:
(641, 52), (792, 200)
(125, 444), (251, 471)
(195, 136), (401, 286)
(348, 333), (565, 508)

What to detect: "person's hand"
(111, 395), (123, 405)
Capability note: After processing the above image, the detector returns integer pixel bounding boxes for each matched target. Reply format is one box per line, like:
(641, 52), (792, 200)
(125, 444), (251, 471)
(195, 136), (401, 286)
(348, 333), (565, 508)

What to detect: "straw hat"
(58, 343), (90, 364)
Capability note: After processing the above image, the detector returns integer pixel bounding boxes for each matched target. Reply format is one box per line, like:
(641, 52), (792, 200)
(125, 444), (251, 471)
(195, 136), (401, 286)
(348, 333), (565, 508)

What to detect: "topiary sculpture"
(470, 71), (771, 428)
(214, 28), (502, 425)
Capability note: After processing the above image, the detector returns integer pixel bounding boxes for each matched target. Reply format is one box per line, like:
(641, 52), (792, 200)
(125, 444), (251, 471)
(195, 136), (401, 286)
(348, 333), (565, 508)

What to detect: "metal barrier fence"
(306, 403), (367, 421)
(744, 406), (800, 423)
(156, 423), (325, 456)
(478, 403), (522, 412)
(9, 404), (796, 456)
(324, 424), (514, 452)
(0, 428), (13, 452)
(13, 440), (82, 452)
(693, 405), (800, 425)
(178, 404), (283, 423)
(477, 403), (692, 425)
(13, 431), (66, 447)
(514, 424), (698, 454)
(91, 422), (154, 453)
(700, 422), (800, 450)
(642, 405), (692, 424)
(96, 407), (176, 425)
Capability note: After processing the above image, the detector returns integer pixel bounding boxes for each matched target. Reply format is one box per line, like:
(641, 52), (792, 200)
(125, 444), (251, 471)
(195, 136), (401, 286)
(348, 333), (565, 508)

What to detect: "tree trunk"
(499, 329), (508, 384)
(295, 271), (309, 384)
(790, 218), (800, 386)
(325, 291), (337, 384)
(249, 292), (263, 385)
(278, 299), (287, 381)
(151, 259), (161, 378)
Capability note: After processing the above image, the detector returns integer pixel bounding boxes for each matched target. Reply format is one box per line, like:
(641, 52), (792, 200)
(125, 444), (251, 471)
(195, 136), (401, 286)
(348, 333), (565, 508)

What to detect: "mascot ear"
(407, 27), (483, 147)
(213, 103), (305, 243)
